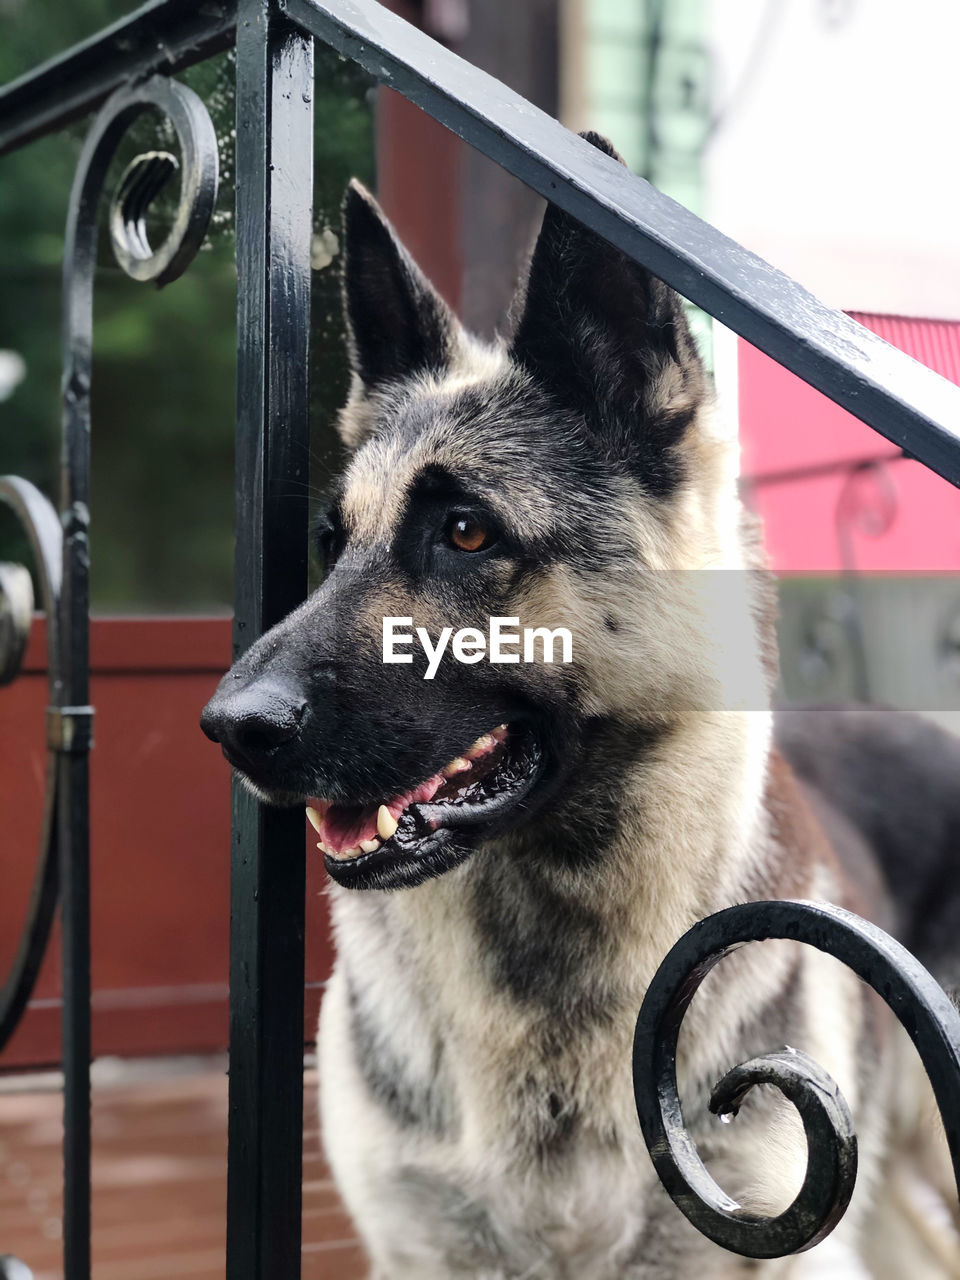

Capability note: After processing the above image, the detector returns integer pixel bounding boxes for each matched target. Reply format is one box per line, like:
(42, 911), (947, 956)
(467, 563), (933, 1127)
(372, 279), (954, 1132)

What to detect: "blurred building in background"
(453, 0), (960, 716)
(700, 0), (960, 716)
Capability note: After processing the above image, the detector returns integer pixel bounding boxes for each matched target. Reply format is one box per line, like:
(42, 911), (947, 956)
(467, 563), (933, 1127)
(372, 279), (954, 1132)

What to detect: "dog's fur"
(202, 135), (960, 1278)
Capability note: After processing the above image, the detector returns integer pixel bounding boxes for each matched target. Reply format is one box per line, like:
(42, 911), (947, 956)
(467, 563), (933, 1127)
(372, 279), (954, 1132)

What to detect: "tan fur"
(321, 331), (959, 1275)
(187, 164), (960, 1280)
(313, 218), (957, 1277)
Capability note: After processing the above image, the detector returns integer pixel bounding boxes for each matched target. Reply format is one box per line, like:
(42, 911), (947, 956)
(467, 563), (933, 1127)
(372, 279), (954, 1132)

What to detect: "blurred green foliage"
(0, 3), (374, 610)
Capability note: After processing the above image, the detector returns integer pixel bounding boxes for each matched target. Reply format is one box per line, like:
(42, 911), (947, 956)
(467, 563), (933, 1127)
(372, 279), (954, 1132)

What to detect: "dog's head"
(202, 134), (764, 891)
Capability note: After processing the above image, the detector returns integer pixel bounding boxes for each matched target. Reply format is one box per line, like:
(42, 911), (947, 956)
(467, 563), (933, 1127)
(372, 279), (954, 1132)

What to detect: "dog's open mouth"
(306, 723), (543, 888)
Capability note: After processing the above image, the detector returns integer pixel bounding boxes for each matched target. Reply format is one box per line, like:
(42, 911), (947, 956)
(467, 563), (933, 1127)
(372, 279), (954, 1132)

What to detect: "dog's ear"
(342, 180), (456, 392)
(509, 134), (706, 491)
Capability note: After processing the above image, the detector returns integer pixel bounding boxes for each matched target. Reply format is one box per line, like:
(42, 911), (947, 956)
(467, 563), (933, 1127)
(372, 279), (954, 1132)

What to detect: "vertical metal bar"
(54, 75), (218, 1277)
(58, 749), (90, 1280)
(59, 112), (99, 1280)
(58, 746), (90, 1280)
(55, 74), (217, 1280)
(227, 4), (313, 1278)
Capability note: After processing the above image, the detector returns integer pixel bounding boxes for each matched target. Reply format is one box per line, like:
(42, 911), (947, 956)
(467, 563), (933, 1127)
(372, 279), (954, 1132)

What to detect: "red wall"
(0, 618), (334, 1071)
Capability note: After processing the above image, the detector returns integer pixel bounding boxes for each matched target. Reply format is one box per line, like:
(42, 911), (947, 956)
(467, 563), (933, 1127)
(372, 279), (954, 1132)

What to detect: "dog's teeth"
(377, 805), (399, 840)
(360, 838), (380, 853)
(492, 724), (508, 741)
(322, 842), (364, 862)
(465, 734), (494, 759)
(305, 806), (323, 834)
(442, 757), (471, 778)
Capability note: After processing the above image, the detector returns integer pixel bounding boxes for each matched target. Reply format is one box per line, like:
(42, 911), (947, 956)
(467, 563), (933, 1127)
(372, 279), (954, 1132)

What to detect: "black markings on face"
(312, 494), (346, 579)
(343, 379), (641, 589)
(390, 464), (512, 586)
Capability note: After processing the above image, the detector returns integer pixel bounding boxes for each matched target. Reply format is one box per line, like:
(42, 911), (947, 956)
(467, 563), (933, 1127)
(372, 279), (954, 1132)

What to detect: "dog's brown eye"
(447, 515), (492, 553)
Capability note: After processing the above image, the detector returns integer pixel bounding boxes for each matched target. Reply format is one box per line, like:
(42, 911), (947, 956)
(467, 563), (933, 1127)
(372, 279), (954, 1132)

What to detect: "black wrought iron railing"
(0, 2), (958, 1278)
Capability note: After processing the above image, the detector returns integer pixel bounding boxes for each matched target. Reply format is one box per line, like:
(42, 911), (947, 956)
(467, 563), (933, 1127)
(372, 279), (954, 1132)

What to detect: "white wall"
(707, 0), (960, 318)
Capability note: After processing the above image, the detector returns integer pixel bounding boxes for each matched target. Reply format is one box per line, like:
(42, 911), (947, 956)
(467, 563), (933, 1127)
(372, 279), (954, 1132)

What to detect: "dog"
(200, 134), (960, 1278)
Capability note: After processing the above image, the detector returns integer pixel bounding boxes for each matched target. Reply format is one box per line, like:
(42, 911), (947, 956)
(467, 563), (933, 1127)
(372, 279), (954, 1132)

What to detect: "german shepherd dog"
(201, 135), (960, 1278)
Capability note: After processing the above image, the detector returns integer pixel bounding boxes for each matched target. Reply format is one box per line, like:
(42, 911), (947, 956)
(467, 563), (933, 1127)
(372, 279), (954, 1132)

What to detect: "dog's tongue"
(316, 772), (445, 854)
(320, 804), (380, 852)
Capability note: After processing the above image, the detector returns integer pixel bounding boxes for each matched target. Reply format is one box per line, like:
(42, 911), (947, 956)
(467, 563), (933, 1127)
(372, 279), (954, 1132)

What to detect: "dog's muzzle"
(200, 675), (308, 775)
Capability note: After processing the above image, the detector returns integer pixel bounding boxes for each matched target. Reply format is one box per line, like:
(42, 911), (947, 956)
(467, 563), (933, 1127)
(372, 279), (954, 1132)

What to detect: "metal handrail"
(280, 0), (960, 485)
(0, 0), (235, 155)
(0, 66), (219, 1278)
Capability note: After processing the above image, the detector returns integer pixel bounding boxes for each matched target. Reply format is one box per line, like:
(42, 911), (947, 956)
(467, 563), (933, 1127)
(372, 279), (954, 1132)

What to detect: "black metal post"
(58, 93), (106, 1280)
(56, 74), (219, 1280)
(227, 4), (313, 1277)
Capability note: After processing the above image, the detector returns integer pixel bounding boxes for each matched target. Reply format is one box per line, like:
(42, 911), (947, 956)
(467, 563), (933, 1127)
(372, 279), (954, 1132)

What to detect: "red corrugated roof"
(738, 312), (960, 571)
(848, 312), (960, 388)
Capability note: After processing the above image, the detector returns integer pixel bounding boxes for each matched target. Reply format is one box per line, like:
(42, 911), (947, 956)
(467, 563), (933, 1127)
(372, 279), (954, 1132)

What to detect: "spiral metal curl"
(83, 77), (219, 290)
(0, 77), (218, 1060)
(0, 478), (62, 1053)
(0, 72), (220, 1280)
(1, 76), (217, 1276)
(109, 149), (180, 278)
(633, 898), (960, 1259)
(0, 562), (32, 687)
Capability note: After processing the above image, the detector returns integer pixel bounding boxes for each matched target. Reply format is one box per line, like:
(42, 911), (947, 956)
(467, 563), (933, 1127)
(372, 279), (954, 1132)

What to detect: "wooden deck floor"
(0, 1058), (368, 1280)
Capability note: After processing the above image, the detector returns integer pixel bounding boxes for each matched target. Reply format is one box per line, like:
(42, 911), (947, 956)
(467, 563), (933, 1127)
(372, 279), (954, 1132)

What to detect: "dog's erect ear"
(509, 133), (706, 492)
(342, 180), (456, 391)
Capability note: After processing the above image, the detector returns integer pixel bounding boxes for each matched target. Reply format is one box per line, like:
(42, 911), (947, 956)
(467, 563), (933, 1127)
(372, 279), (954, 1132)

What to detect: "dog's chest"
(321, 884), (829, 1278)
(426, 1152), (652, 1279)
(356, 1113), (658, 1280)
(322, 931), (663, 1277)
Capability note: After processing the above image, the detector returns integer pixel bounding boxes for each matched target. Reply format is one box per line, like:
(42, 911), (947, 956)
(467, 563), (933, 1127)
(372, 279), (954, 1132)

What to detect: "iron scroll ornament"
(0, 477), (62, 1053)
(64, 73), (218, 1280)
(57, 68), (220, 811)
(0, 77), (219, 1055)
(632, 898), (960, 1259)
(0, 73), (218, 1280)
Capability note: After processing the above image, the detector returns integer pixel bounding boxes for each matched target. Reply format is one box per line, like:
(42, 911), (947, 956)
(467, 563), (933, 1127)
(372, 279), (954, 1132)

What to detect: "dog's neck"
(325, 703), (849, 1184)
(329, 707), (805, 1038)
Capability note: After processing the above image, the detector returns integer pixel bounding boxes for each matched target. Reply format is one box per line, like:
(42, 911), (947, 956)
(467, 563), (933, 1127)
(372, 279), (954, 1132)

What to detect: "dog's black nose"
(200, 678), (308, 768)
